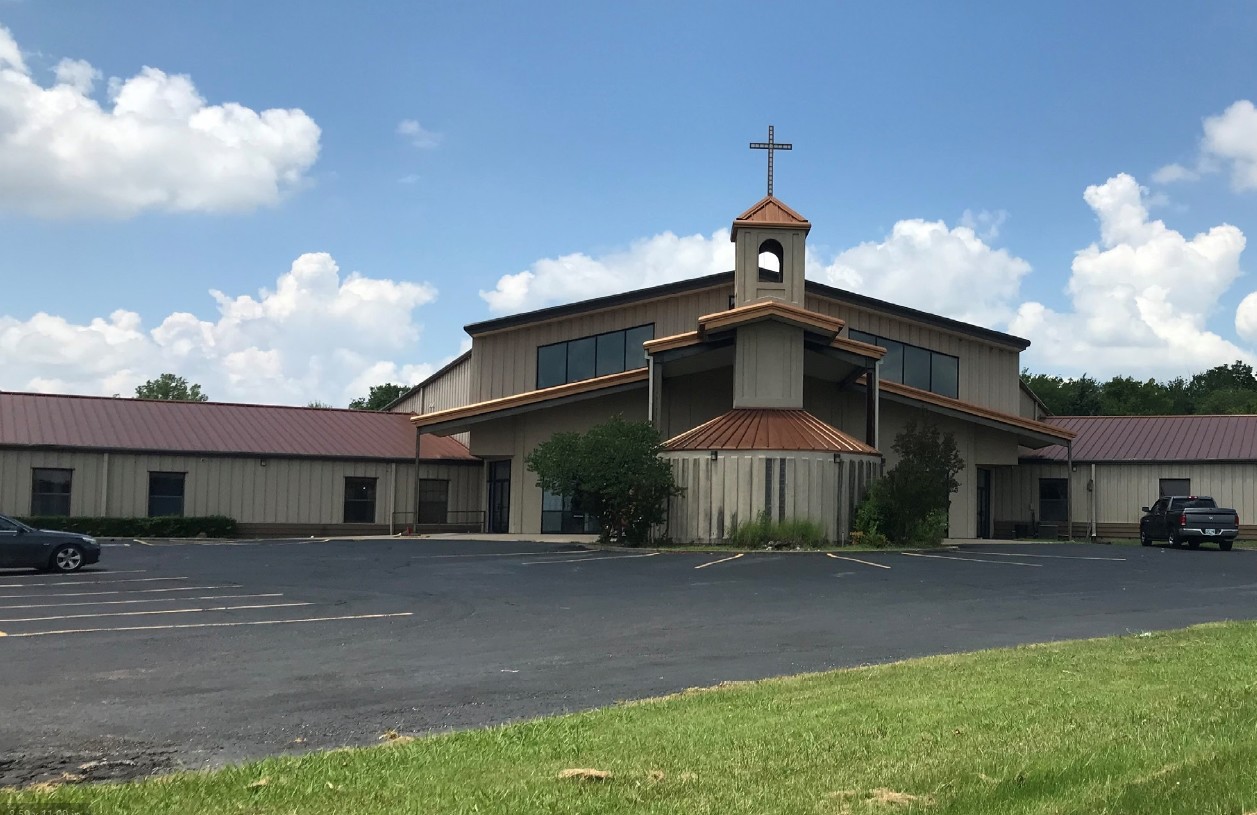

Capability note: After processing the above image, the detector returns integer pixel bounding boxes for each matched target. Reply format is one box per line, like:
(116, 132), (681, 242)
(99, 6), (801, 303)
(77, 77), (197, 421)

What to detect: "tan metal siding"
(471, 285), (733, 402)
(392, 356), (472, 446)
(806, 294), (1021, 414)
(0, 448), (479, 527)
(993, 461), (1257, 530)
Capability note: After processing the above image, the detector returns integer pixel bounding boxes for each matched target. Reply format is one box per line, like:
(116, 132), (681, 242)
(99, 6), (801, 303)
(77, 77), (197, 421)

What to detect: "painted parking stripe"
(0, 570), (148, 580)
(902, 552), (1041, 567)
(0, 601), (312, 624)
(961, 550), (1126, 562)
(0, 593), (283, 611)
(826, 553), (892, 569)
(0, 576), (187, 589)
(424, 550), (595, 559)
(521, 552), (662, 565)
(0, 585), (237, 600)
(695, 553), (744, 569)
(3, 611), (414, 638)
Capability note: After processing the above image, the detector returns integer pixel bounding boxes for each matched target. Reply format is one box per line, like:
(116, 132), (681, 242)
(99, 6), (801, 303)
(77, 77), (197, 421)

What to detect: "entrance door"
(486, 460), (511, 533)
(976, 467), (992, 539)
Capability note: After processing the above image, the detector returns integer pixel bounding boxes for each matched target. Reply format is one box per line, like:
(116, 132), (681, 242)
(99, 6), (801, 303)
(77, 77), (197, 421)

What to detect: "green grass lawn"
(8, 622), (1257, 814)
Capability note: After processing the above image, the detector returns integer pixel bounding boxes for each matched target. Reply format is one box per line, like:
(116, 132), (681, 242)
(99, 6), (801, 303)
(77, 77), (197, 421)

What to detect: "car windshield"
(0, 514), (33, 533)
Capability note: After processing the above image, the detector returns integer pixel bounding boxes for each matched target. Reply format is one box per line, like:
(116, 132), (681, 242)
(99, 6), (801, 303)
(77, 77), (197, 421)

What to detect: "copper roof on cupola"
(664, 409), (878, 455)
(732, 195), (811, 233)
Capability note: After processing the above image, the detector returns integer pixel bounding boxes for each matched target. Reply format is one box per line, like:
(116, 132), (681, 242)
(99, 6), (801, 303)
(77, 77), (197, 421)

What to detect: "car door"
(0, 515), (23, 566)
(1146, 498), (1168, 538)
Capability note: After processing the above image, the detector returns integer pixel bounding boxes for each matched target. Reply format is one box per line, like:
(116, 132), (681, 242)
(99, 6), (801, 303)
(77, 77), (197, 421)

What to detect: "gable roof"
(732, 195), (812, 234)
(1023, 415), (1257, 462)
(0, 391), (475, 462)
(664, 409), (878, 454)
(463, 271), (1030, 350)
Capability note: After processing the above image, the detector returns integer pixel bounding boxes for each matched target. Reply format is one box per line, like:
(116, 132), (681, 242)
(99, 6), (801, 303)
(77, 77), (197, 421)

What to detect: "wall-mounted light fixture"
(709, 450), (718, 461)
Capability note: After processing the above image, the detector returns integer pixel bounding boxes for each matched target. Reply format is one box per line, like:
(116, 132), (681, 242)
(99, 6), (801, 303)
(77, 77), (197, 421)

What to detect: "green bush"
(851, 418), (963, 547)
(17, 516), (238, 538)
(727, 512), (829, 549)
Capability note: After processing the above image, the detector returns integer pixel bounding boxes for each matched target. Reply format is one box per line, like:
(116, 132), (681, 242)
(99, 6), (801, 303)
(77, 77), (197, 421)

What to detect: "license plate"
(1206, 529), (1218, 535)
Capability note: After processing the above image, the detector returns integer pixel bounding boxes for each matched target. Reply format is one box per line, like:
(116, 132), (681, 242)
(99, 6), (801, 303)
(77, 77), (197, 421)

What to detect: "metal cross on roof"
(749, 125), (792, 197)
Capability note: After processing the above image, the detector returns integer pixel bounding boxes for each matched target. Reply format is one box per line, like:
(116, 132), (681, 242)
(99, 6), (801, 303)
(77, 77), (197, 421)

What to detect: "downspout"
(1066, 440), (1074, 542)
(388, 461), (396, 536)
(413, 428), (422, 535)
(100, 452), (110, 517)
(1089, 462), (1097, 541)
(647, 355), (655, 425)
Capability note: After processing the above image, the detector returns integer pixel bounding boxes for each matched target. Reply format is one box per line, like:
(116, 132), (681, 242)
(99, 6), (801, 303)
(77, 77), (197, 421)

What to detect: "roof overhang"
(411, 368), (648, 435)
(870, 378), (1076, 448)
(697, 299), (845, 341)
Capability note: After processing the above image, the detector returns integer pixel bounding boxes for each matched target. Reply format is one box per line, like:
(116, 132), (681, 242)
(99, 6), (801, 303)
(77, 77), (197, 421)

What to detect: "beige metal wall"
(992, 461), (1257, 533)
(468, 389), (648, 533)
(665, 450), (880, 544)
(733, 322), (805, 408)
(392, 354), (472, 446)
(805, 294), (1022, 414)
(658, 367), (734, 439)
(0, 447), (480, 528)
(469, 284), (733, 402)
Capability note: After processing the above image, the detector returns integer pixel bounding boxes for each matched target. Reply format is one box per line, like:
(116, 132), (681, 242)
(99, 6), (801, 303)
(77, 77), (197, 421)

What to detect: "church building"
(409, 135), (1075, 542)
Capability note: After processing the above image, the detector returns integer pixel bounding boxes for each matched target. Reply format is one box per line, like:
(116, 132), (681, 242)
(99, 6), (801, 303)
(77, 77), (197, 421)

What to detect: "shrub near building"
(853, 420), (963, 547)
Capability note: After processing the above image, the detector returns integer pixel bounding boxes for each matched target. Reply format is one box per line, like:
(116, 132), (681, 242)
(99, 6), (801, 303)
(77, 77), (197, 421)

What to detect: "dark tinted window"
(1038, 478), (1068, 523)
(1182, 498), (1217, 509)
(903, 345), (932, 390)
(595, 331), (626, 377)
(148, 472), (186, 517)
(31, 468), (72, 516)
(931, 353), (959, 398)
(1159, 478), (1191, 497)
(417, 479), (449, 524)
(623, 325), (654, 367)
(881, 339), (904, 384)
(344, 477), (377, 524)
(536, 343), (567, 389)
(535, 324), (654, 388)
(566, 336), (596, 382)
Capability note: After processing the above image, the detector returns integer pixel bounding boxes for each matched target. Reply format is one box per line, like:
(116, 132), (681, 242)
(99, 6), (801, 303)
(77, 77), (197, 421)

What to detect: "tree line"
(1024, 360), (1257, 416)
(134, 374), (409, 411)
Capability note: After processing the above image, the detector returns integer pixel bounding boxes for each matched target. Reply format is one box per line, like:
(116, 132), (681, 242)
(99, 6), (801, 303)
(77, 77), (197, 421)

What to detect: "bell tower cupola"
(733, 126), (811, 307)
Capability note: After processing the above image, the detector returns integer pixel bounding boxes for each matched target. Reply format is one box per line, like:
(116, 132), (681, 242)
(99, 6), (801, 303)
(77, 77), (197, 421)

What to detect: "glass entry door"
(487, 460), (511, 533)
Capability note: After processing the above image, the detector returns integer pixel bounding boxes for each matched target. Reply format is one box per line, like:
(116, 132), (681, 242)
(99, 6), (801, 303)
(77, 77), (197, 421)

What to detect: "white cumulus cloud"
(480, 230), (736, 313)
(1012, 173), (1251, 378)
(0, 23), (321, 218)
(397, 118), (440, 149)
(1154, 99), (1257, 193)
(816, 218), (1031, 327)
(0, 253), (440, 405)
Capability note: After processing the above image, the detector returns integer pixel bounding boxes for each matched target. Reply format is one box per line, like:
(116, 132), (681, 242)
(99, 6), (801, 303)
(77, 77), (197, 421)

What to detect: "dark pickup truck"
(1139, 496), (1239, 550)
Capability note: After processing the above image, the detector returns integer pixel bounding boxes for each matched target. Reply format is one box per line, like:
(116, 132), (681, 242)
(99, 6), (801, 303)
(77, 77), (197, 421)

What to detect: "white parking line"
(3, 611), (414, 638)
(521, 552), (661, 565)
(0, 585), (237, 600)
(961, 550), (1126, 562)
(0, 569), (147, 580)
(424, 549), (598, 559)
(0, 602), (312, 624)
(0, 576), (187, 589)
(902, 552), (1041, 567)
(695, 553), (744, 569)
(0, 593), (283, 611)
(826, 553), (892, 569)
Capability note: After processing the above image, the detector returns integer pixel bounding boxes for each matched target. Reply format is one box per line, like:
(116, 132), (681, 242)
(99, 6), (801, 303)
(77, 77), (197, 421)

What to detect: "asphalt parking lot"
(1, 537), (1254, 785)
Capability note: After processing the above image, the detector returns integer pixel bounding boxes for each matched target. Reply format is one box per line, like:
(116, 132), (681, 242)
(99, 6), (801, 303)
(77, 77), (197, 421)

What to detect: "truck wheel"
(1169, 533), (1181, 547)
(1220, 540), (1234, 552)
(1140, 530), (1152, 546)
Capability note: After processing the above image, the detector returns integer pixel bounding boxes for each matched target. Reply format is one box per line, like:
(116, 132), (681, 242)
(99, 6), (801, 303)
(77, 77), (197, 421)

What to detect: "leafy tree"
(135, 374), (208, 402)
(306, 400), (333, 409)
(349, 383), (409, 411)
(856, 418), (964, 546)
(525, 416), (680, 545)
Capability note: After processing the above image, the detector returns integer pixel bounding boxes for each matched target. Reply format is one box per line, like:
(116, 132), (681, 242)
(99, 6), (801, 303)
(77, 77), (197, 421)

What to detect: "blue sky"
(2, 1), (1257, 404)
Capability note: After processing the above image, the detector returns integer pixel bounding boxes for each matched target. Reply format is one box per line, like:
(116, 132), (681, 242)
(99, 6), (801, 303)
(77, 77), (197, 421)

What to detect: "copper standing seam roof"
(731, 195), (812, 233)
(1022, 415), (1257, 462)
(664, 409), (879, 455)
(0, 391), (475, 461)
(411, 368), (648, 429)
(871, 378), (1075, 442)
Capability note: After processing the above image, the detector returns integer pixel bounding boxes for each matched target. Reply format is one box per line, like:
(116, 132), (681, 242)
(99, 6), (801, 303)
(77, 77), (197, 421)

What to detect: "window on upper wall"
(344, 477), (378, 524)
(30, 468), (72, 516)
(148, 472), (186, 517)
(847, 329), (960, 399)
(536, 324), (655, 389)
(1159, 478), (1191, 497)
